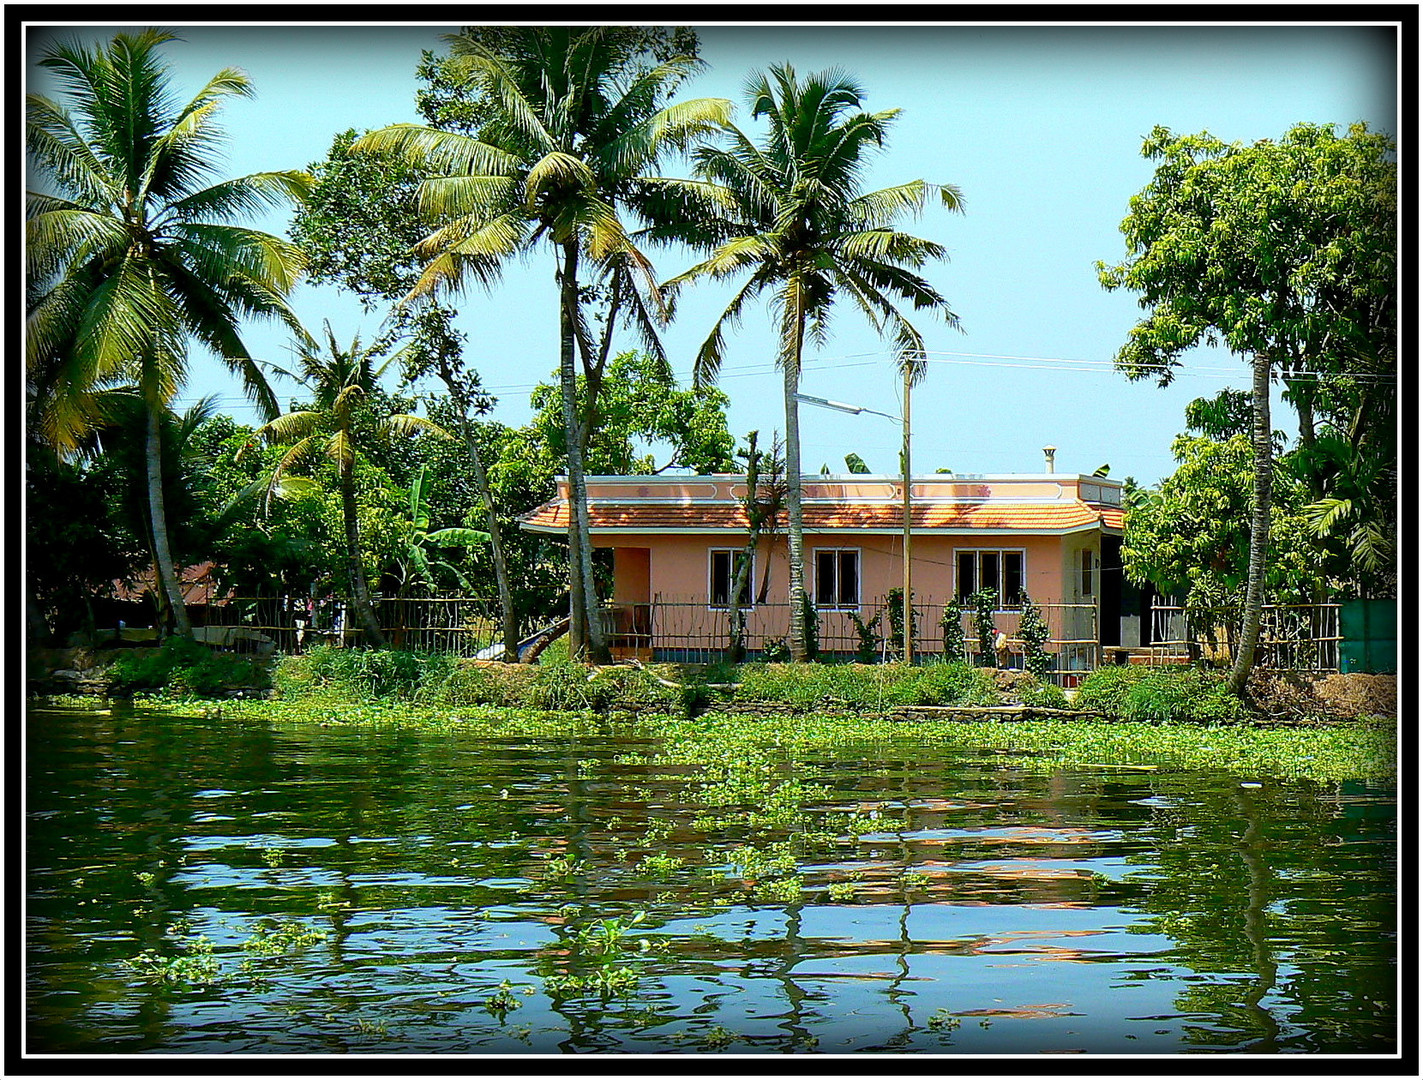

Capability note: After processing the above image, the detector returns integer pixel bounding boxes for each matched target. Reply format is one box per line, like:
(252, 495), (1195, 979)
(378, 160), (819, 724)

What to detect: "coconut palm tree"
(26, 29), (311, 637)
(243, 324), (450, 648)
(666, 65), (963, 660)
(353, 27), (730, 662)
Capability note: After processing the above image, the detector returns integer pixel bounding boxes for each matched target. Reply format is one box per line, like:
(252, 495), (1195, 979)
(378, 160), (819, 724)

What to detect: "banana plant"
(394, 465), (489, 597)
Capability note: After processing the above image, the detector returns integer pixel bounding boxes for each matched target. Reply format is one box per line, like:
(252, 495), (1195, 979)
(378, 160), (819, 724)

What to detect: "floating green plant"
(122, 934), (219, 987)
(928, 1009), (962, 1032)
(240, 920), (327, 956)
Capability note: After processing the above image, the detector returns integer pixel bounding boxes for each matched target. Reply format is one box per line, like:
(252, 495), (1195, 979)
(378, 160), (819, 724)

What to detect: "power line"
(169, 346), (1394, 408)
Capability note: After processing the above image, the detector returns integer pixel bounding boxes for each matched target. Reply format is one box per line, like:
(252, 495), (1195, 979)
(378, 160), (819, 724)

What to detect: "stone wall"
(716, 701), (1100, 722)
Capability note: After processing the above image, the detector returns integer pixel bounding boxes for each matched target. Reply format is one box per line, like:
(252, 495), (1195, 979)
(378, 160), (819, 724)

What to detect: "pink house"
(521, 468), (1130, 672)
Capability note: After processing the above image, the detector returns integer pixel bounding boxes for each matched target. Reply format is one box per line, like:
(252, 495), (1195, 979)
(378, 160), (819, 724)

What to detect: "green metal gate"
(1339, 599), (1396, 674)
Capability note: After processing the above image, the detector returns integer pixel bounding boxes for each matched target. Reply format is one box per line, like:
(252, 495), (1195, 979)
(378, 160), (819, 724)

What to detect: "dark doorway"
(1099, 535), (1123, 647)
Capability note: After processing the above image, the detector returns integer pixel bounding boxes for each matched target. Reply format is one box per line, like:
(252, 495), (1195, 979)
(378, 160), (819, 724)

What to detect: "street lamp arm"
(795, 380), (916, 664)
(792, 392), (900, 423)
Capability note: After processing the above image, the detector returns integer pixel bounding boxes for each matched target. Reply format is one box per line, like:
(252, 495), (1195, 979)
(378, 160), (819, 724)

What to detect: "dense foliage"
(1100, 123), (1396, 690)
(26, 29), (311, 637)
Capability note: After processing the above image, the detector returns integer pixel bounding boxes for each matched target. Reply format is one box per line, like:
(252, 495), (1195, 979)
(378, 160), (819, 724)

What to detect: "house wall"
(596, 530), (1085, 609)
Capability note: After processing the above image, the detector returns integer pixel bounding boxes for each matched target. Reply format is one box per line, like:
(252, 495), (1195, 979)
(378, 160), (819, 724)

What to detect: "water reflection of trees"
(28, 709), (1396, 1054)
(1115, 777), (1395, 1052)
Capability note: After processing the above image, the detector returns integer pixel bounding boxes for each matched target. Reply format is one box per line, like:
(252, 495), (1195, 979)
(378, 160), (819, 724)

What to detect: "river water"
(25, 705), (1396, 1056)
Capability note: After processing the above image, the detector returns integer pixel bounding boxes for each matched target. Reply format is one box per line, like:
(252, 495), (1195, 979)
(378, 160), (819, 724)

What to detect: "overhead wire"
(168, 344), (1395, 410)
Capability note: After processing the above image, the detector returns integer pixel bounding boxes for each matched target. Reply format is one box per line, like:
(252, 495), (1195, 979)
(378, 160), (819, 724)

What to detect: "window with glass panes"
(955, 549), (1026, 606)
(708, 549), (753, 608)
(814, 549), (860, 609)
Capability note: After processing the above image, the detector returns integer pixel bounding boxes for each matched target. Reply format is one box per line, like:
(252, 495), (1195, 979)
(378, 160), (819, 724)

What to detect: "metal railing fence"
(620, 597), (1098, 680)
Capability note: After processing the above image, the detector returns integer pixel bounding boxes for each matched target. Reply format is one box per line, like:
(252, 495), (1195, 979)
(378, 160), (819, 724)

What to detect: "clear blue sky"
(26, 20), (1397, 484)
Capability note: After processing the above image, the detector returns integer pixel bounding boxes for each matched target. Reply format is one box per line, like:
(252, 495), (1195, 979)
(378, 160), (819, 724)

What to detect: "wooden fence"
(204, 596), (503, 657)
(1142, 603), (1342, 673)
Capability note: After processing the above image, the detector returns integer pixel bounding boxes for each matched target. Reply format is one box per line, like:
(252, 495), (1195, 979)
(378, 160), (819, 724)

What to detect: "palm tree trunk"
(728, 431), (762, 664)
(145, 404), (192, 638)
(340, 460), (387, 648)
(1228, 352), (1274, 695)
(558, 247), (587, 659)
(441, 372), (519, 662)
(558, 240), (611, 663)
(783, 326), (808, 662)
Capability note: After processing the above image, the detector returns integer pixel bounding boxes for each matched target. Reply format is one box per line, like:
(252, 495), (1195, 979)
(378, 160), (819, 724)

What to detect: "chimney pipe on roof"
(1043, 445), (1057, 473)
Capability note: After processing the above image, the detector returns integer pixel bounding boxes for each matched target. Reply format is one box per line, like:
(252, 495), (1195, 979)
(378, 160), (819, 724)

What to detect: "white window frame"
(1080, 548), (1097, 598)
(954, 548), (1028, 609)
(707, 548), (755, 610)
(812, 547), (862, 610)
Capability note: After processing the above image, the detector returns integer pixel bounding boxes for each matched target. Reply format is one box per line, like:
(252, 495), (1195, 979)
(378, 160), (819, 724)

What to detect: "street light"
(793, 373), (916, 665)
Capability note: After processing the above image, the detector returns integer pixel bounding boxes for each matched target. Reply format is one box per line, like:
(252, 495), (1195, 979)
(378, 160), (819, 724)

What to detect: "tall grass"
(734, 661), (1000, 709)
(1075, 665), (1247, 724)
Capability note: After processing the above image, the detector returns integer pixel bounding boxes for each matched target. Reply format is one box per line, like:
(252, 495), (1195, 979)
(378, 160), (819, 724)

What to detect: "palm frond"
(353, 124), (519, 178)
(665, 235), (776, 290)
(383, 414), (453, 440)
(414, 174), (519, 222)
(268, 433), (324, 481)
(248, 410), (321, 452)
(25, 93), (119, 208)
(524, 151), (595, 210)
(325, 428), (353, 470)
(690, 267), (774, 386)
(26, 206), (128, 285)
(603, 95), (733, 174)
(411, 212), (527, 277)
(171, 222), (308, 295)
(1303, 496), (1353, 537)
(165, 170), (314, 223)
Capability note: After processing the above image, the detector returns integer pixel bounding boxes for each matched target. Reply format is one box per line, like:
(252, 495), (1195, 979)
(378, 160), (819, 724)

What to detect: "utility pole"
(902, 366), (913, 665)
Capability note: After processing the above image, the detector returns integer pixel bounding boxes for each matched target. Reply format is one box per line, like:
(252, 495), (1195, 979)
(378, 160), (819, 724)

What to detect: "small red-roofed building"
(520, 467), (1140, 671)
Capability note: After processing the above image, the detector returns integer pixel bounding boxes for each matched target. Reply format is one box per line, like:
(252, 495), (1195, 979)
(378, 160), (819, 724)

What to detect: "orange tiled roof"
(522, 500), (1123, 534)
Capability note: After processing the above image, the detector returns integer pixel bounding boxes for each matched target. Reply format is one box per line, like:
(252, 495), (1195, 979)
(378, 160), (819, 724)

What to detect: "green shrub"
(801, 595), (820, 661)
(1076, 665), (1247, 724)
(1119, 668), (1248, 725)
(905, 661), (998, 706)
(737, 663), (854, 708)
(1019, 681), (1069, 709)
(1017, 594), (1053, 680)
(1073, 664), (1154, 715)
(526, 655), (595, 711)
(521, 657), (682, 714)
(735, 661), (998, 710)
(885, 588), (919, 662)
(286, 645), (454, 701)
(971, 589), (999, 667)
(108, 638), (267, 698)
(940, 599), (966, 662)
(584, 665), (682, 714)
(847, 610), (883, 663)
(272, 654), (318, 698)
(424, 660), (539, 708)
(760, 637), (791, 662)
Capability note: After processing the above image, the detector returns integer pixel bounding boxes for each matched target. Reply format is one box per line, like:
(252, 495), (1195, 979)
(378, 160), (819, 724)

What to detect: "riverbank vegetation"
(34, 641), (1396, 774)
(44, 684), (1395, 785)
(36, 639), (1399, 727)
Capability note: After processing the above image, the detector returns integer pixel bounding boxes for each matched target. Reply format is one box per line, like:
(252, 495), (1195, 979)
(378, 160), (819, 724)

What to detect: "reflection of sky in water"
(25, 707), (1397, 1056)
